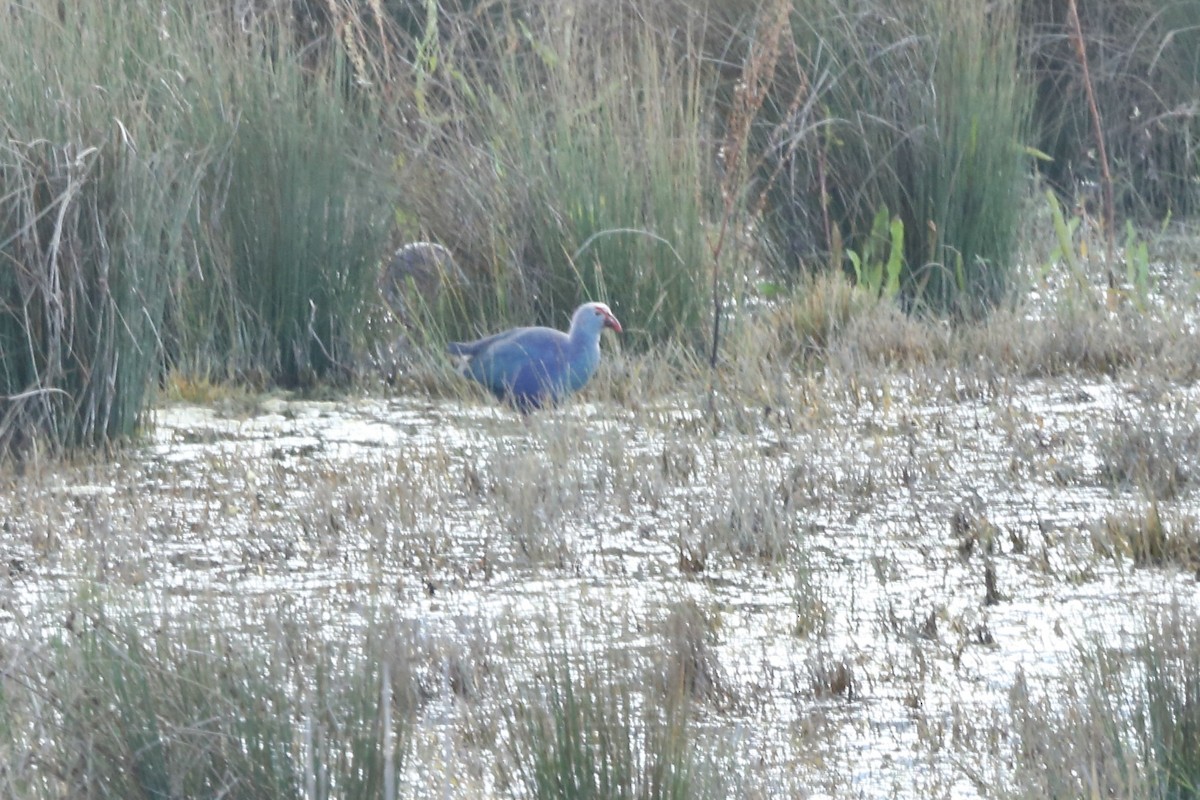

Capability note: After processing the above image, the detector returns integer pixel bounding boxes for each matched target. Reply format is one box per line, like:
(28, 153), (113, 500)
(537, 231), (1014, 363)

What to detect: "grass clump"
(172, 18), (396, 388)
(0, 603), (416, 800)
(754, 272), (880, 360)
(767, 0), (1032, 315)
(0, 1), (397, 457)
(680, 464), (799, 573)
(502, 643), (728, 800)
(0, 1), (207, 456)
(656, 600), (729, 707)
(1006, 600), (1200, 798)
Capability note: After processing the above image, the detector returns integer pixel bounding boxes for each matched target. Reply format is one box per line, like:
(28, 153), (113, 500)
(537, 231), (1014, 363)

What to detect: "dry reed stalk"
(708, 0), (792, 373)
(1065, 0), (1116, 281)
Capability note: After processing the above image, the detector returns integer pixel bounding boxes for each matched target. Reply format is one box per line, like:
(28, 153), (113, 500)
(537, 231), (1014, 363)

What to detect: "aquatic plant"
(502, 639), (728, 800)
(0, 0), (397, 455)
(1097, 502), (1200, 571)
(657, 600), (730, 707)
(1006, 600), (1200, 799)
(0, 604), (416, 799)
(0, 1), (207, 456)
(845, 208), (904, 300)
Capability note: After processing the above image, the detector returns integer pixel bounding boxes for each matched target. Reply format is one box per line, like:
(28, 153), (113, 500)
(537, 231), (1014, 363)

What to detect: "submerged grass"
(1097, 407), (1200, 501)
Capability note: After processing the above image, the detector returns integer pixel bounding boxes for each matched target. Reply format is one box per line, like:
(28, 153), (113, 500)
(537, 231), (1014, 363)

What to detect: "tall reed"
(394, 1), (723, 347)
(0, 2), (207, 455)
(903, 0), (1031, 312)
(0, 1), (399, 455)
(767, 0), (1032, 315)
(172, 16), (397, 387)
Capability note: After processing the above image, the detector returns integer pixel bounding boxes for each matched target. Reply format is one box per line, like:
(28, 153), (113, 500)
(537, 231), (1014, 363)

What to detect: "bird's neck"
(564, 328), (601, 389)
(567, 326), (601, 355)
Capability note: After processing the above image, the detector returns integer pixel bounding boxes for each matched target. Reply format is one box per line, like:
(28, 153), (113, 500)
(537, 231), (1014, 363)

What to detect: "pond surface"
(2, 370), (1198, 797)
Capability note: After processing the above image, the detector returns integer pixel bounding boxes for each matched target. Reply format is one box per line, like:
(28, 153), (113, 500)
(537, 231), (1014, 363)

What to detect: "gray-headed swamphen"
(448, 302), (622, 412)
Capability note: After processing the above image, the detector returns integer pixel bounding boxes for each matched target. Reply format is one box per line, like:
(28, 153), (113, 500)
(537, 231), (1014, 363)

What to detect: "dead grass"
(655, 599), (730, 707)
(1096, 408), (1200, 501)
(1095, 502), (1200, 571)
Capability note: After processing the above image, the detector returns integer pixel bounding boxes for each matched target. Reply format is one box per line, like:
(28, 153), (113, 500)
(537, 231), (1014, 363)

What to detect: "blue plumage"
(448, 302), (622, 411)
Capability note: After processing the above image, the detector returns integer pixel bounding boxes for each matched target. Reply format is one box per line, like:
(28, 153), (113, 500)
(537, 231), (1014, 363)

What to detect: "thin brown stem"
(1065, 0), (1116, 279)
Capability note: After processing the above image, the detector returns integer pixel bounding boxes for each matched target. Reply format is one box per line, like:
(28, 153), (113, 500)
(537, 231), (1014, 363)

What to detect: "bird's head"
(574, 302), (622, 335)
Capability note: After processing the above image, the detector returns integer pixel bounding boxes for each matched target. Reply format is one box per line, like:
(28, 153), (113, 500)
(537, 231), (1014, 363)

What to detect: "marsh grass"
(8, 269), (1200, 796)
(502, 638), (728, 800)
(0, 1), (397, 455)
(0, 2), (208, 456)
(899, 0), (1031, 313)
(690, 455), (809, 565)
(1006, 600), (1200, 799)
(395, 1), (721, 348)
(173, 20), (396, 388)
(0, 603), (417, 799)
(1142, 603), (1200, 798)
(752, 271), (880, 360)
(362, 239), (1200, 429)
(805, 648), (860, 701)
(8, 0), (1200, 461)
(7, 3), (1200, 795)
(768, 0), (1031, 314)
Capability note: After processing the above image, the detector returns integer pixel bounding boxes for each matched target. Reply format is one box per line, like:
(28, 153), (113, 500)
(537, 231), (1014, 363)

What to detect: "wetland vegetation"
(2, 0), (1200, 797)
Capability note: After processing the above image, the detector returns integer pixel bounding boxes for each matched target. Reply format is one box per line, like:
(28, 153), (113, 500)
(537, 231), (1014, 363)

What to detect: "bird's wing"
(447, 328), (527, 358)
(468, 329), (568, 397)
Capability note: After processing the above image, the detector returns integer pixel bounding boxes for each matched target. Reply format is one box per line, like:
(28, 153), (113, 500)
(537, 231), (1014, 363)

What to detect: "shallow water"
(2, 371), (1198, 796)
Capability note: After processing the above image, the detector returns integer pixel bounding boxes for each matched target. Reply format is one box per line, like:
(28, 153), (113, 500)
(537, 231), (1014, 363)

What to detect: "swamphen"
(448, 302), (622, 412)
